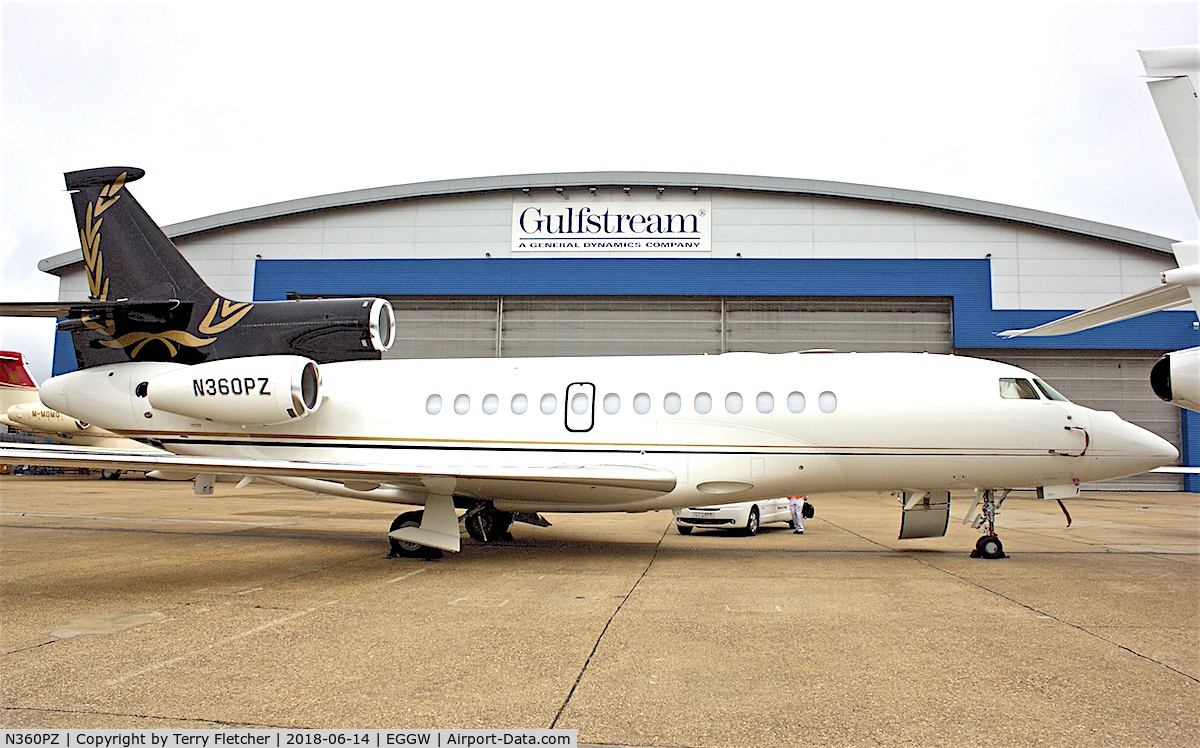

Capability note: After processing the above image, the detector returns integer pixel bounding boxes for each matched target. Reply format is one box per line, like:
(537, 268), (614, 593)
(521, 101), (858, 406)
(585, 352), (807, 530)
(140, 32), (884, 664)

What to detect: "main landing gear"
(386, 502), (550, 559)
(387, 511), (442, 560)
(970, 489), (1009, 560)
(463, 505), (515, 543)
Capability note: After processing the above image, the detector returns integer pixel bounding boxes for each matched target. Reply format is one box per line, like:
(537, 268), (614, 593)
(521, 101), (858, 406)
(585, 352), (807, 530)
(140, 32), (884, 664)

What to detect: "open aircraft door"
(565, 382), (595, 433)
(898, 490), (951, 539)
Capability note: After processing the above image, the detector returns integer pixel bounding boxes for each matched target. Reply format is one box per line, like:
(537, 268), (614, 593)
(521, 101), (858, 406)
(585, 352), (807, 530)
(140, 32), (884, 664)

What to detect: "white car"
(672, 498), (794, 536)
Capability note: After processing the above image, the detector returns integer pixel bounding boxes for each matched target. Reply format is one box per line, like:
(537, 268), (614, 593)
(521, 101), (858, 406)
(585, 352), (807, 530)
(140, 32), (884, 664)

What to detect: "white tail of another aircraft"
(999, 46), (1200, 409)
(1142, 45), (1200, 219)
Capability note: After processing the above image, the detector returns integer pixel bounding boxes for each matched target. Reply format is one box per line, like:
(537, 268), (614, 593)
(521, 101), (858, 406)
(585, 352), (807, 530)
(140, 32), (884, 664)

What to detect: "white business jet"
(0, 350), (158, 473)
(0, 164), (1179, 560)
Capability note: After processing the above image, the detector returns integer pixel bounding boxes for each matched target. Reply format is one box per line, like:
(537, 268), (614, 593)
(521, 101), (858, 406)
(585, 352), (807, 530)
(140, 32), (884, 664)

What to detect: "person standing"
(788, 495), (806, 534)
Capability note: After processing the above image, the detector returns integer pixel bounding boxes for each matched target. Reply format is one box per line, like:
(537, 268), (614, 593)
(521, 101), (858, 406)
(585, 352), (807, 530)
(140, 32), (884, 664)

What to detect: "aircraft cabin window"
(482, 394), (499, 415)
(426, 394), (442, 415)
(540, 393), (557, 415)
(756, 392), (774, 414)
(726, 392), (743, 414)
(454, 394), (471, 415)
(664, 392), (682, 415)
(819, 391), (837, 413)
(695, 392), (712, 414)
(633, 392), (651, 414)
(787, 391), (806, 413)
(999, 378), (1040, 400)
(1034, 379), (1070, 402)
(571, 392), (589, 415)
(511, 394), (528, 415)
(603, 393), (621, 415)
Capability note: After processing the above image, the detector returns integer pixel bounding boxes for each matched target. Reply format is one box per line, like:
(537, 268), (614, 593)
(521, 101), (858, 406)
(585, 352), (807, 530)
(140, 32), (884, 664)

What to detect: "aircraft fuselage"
(37, 350), (1177, 512)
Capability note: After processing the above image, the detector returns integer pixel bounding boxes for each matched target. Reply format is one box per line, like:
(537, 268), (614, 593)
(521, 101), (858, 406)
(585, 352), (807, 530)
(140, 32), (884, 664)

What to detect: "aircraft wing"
(0, 443), (679, 505)
(997, 283), (1192, 338)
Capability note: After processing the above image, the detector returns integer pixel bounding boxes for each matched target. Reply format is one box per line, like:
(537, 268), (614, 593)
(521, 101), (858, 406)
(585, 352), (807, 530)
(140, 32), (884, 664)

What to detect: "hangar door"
(962, 349), (1182, 491)
(384, 296), (952, 359)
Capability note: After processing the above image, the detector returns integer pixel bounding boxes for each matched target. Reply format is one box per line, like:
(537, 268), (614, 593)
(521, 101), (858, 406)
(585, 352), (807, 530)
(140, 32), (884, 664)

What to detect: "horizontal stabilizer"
(998, 283), (1192, 337)
(0, 300), (184, 318)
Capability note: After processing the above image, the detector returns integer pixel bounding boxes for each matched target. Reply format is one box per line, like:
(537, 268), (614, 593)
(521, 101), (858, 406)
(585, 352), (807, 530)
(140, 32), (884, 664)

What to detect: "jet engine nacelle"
(6, 402), (90, 433)
(147, 355), (322, 425)
(1150, 346), (1200, 411)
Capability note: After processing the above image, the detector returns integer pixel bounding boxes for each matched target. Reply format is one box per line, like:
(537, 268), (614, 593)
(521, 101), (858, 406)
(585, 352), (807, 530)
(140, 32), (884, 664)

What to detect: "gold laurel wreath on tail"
(95, 299), (255, 358)
(100, 330), (217, 357)
(79, 173), (127, 301)
(74, 172), (254, 358)
(199, 299), (253, 334)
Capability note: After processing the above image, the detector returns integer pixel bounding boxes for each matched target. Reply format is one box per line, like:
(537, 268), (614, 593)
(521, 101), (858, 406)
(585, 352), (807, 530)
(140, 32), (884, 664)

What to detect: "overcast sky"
(2, 1), (1198, 383)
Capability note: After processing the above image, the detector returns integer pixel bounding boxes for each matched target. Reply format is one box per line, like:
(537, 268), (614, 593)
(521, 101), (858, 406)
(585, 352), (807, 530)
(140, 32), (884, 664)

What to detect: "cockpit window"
(1033, 378), (1070, 402)
(999, 378), (1040, 400)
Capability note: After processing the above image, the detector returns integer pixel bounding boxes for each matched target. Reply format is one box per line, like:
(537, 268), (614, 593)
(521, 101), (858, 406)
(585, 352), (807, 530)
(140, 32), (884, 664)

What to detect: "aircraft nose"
(38, 374), (70, 414)
(1087, 410), (1178, 480)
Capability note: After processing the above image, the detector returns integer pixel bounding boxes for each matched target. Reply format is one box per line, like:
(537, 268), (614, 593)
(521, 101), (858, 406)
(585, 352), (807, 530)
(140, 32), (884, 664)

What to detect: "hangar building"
(39, 172), (1200, 490)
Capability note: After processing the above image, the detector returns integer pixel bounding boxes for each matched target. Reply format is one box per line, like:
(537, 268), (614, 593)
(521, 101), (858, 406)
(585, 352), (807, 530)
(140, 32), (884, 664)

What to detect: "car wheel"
(676, 524), (693, 535)
(744, 507), (760, 536)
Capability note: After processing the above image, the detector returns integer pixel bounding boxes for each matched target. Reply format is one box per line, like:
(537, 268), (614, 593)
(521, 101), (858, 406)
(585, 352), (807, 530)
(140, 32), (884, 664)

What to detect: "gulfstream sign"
(512, 199), (711, 253)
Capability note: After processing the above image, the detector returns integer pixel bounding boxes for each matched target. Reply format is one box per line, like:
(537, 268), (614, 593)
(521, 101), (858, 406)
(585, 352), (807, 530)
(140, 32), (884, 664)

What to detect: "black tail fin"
(65, 167), (217, 304)
(56, 167), (393, 370)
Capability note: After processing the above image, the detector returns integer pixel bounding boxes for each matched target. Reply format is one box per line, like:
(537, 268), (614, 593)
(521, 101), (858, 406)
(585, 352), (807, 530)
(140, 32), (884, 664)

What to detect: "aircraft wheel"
(744, 507), (760, 536)
(387, 511), (441, 559)
(976, 535), (1006, 560)
(676, 524), (693, 535)
(100, 469), (122, 480)
(464, 511), (488, 542)
(493, 511), (514, 539)
(466, 508), (516, 543)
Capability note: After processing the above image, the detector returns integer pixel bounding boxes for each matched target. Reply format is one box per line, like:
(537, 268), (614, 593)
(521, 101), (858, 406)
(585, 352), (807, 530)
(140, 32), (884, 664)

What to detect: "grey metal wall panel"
(725, 298), (952, 354)
(500, 299), (722, 358)
(384, 299), (499, 359)
(379, 296), (951, 359)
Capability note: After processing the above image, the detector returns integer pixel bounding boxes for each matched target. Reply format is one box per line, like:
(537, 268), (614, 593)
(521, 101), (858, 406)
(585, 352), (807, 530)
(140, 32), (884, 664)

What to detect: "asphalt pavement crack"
(549, 519), (671, 729)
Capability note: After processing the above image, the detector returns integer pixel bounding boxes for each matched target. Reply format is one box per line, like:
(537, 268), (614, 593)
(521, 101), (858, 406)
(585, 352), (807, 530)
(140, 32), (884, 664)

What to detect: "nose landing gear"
(970, 489), (1009, 560)
(973, 534), (1005, 559)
